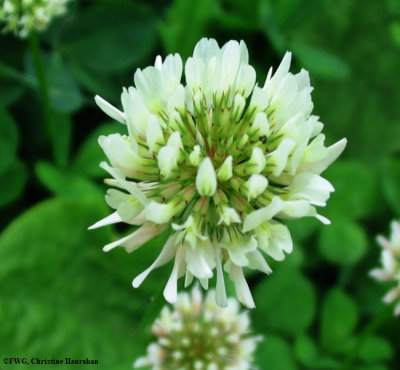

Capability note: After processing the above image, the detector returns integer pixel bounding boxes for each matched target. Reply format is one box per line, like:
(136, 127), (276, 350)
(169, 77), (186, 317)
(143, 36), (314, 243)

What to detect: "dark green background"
(0, 0), (399, 368)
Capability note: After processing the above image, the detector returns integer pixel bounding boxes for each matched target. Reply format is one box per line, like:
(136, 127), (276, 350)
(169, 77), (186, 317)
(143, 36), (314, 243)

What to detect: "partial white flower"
(134, 286), (262, 369)
(91, 38), (346, 307)
(370, 220), (400, 316)
(0, 0), (70, 38)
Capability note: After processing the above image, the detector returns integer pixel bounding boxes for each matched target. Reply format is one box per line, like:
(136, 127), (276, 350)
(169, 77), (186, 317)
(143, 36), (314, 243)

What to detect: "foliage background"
(1, 0), (400, 368)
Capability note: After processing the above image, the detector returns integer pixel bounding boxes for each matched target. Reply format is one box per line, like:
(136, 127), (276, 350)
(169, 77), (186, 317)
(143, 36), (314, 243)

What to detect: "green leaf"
(320, 288), (358, 353)
(0, 159), (27, 207)
(389, 22), (400, 48)
(357, 336), (393, 363)
(382, 158), (400, 216)
(319, 218), (367, 266)
(0, 197), (148, 367)
(35, 161), (102, 198)
(59, 1), (157, 73)
(72, 122), (126, 178)
(0, 109), (18, 175)
(161, 0), (218, 58)
(255, 335), (297, 370)
(0, 79), (24, 108)
(294, 335), (318, 367)
(24, 53), (83, 113)
(254, 266), (315, 336)
(324, 160), (378, 220)
(50, 111), (72, 168)
(69, 61), (121, 102)
(259, 0), (287, 52)
(292, 43), (351, 80)
(47, 54), (83, 112)
(0, 37), (26, 107)
(286, 217), (319, 242)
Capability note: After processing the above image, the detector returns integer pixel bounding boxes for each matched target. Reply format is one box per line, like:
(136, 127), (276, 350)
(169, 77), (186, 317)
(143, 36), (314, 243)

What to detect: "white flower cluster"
(370, 220), (400, 316)
(0, 0), (69, 38)
(91, 38), (346, 308)
(134, 287), (261, 370)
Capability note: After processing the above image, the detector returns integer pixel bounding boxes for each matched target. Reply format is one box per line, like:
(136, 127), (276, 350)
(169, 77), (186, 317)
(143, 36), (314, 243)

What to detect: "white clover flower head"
(370, 220), (400, 316)
(134, 286), (262, 370)
(91, 38), (347, 308)
(0, 0), (70, 38)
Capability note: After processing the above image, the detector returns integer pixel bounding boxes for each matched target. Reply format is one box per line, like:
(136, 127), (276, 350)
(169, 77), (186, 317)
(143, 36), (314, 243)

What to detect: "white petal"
(196, 157), (217, 196)
(132, 235), (178, 288)
(229, 264), (255, 309)
(267, 138), (296, 176)
(185, 245), (213, 279)
(146, 114), (164, 152)
(103, 223), (166, 253)
(383, 287), (400, 303)
(217, 155), (233, 181)
(100, 162), (148, 206)
(88, 211), (122, 230)
(248, 147), (266, 174)
(189, 145), (203, 166)
(215, 248), (227, 307)
(94, 95), (125, 123)
(287, 173), (334, 207)
(145, 201), (175, 224)
(98, 134), (141, 176)
(158, 146), (178, 179)
(164, 247), (184, 303)
(218, 206), (241, 226)
(225, 236), (257, 267)
(247, 174), (268, 200)
(247, 250), (272, 274)
(243, 196), (285, 232)
(154, 55), (162, 70)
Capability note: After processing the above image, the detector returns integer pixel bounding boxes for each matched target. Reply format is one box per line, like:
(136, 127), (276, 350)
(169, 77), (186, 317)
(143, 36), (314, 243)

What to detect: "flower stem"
(341, 305), (393, 370)
(28, 30), (55, 160)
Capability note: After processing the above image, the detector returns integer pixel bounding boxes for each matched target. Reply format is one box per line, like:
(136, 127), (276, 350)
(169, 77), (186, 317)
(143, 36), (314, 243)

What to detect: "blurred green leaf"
(217, 0), (260, 31)
(0, 159), (27, 208)
(69, 62), (121, 103)
(266, 0), (300, 24)
(0, 37), (27, 107)
(47, 54), (83, 112)
(357, 335), (393, 363)
(259, 0), (286, 52)
(0, 79), (24, 108)
(324, 160), (378, 220)
(50, 111), (72, 168)
(72, 122), (126, 178)
(0, 109), (18, 175)
(60, 1), (157, 73)
(24, 53), (83, 113)
(292, 43), (351, 80)
(294, 335), (318, 367)
(382, 158), (400, 216)
(389, 22), (400, 48)
(355, 365), (388, 370)
(161, 0), (218, 58)
(256, 335), (297, 370)
(35, 161), (102, 198)
(320, 288), (358, 353)
(286, 217), (319, 243)
(254, 266), (315, 336)
(0, 197), (146, 368)
(319, 218), (368, 266)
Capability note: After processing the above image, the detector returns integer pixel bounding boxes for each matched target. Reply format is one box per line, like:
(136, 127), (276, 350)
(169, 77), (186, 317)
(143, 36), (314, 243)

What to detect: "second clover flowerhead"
(90, 38), (347, 308)
(0, 0), (70, 38)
